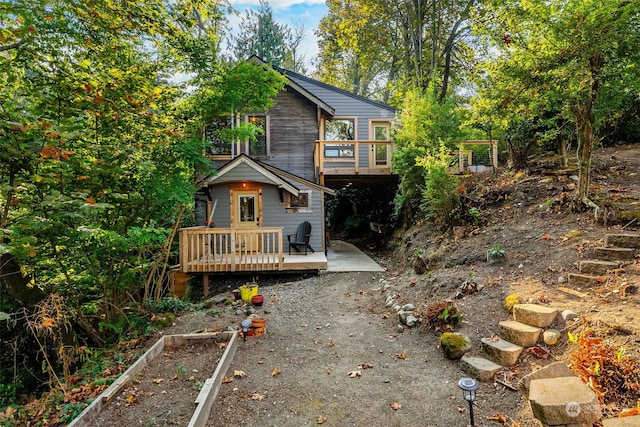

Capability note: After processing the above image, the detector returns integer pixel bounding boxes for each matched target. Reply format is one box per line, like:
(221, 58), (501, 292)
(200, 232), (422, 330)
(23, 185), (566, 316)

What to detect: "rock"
(481, 337), (523, 367)
(499, 320), (542, 347)
(440, 332), (472, 360)
(543, 329), (560, 345)
(393, 304), (401, 312)
(561, 310), (578, 322)
(397, 324), (404, 333)
(235, 308), (244, 315)
(529, 377), (601, 426)
(386, 299), (395, 307)
(602, 416), (640, 427)
(398, 310), (416, 325)
(513, 304), (558, 327)
(402, 303), (415, 311)
(519, 362), (575, 396)
(405, 315), (418, 327)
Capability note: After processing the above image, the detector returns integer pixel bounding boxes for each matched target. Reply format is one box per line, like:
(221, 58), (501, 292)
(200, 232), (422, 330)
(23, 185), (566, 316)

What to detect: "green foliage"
(468, 207), (480, 225)
(417, 146), (460, 229)
(487, 243), (506, 259)
(438, 306), (462, 326)
(150, 296), (192, 314)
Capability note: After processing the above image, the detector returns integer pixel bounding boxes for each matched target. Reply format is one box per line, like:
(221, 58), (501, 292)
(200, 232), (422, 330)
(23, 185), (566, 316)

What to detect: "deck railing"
(179, 227), (283, 273)
(314, 140), (394, 177)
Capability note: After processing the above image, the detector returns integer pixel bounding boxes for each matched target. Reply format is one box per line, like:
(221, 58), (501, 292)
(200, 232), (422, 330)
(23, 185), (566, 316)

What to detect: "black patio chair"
(287, 221), (315, 255)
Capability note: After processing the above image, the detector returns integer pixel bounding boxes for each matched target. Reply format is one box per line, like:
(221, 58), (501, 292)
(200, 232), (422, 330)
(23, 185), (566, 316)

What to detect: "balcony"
(314, 140), (394, 181)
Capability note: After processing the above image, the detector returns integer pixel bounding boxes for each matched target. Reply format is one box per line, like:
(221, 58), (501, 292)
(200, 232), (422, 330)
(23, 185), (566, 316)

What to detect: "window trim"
(321, 116), (358, 141)
(243, 114), (270, 158)
(286, 190), (312, 213)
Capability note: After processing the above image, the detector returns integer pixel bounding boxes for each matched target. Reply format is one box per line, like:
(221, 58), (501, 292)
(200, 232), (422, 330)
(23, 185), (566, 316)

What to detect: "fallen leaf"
(529, 345), (551, 359)
(358, 289), (367, 295)
(542, 234), (551, 240)
(271, 368), (280, 377)
(326, 370), (331, 375)
(347, 370), (362, 378)
(170, 374), (178, 380)
(239, 392), (248, 399)
(251, 393), (264, 401)
(152, 378), (163, 384)
(396, 351), (408, 360)
(327, 340), (335, 347)
(317, 415), (327, 424)
(487, 413), (508, 424)
(390, 401), (402, 410)
(233, 370), (247, 378)
(314, 339), (323, 345)
(125, 395), (135, 404)
(217, 342), (227, 349)
(457, 406), (466, 413)
(344, 292), (352, 297)
(490, 335), (500, 342)
(222, 377), (234, 384)
(187, 375), (196, 382)
(358, 363), (374, 369)
(380, 312), (389, 319)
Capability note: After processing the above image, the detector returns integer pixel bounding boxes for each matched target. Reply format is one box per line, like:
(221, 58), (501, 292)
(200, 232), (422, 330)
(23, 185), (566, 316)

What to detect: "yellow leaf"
(390, 401), (402, 410)
(152, 378), (163, 384)
(317, 415), (327, 424)
(233, 370), (247, 378)
(271, 368), (280, 377)
(396, 351), (408, 360)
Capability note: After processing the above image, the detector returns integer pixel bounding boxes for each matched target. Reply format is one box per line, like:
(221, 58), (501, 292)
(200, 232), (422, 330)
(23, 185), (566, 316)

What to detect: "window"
(248, 115), (267, 156)
(205, 116), (233, 156)
(287, 190), (312, 212)
(324, 118), (355, 141)
(324, 118), (355, 158)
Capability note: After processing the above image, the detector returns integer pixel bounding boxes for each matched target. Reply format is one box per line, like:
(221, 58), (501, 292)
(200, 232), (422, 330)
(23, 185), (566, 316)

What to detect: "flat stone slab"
(568, 273), (601, 287)
(603, 415), (640, 427)
(519, 362), (574, 395)
(460, 355), (503, 381)
(580, 260), (618, 275)
(513, 304), (558, 328)
(606, 233), (640, 249)
(499, 320), (542, 347)
(481, 337), (523, 367)
(593, 247), (635, 261)
(529, 377), (601, 426)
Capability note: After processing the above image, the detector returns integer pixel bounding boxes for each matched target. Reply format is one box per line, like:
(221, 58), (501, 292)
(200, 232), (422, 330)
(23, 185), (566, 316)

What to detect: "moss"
(504, 294), (520, 312)
(150, 312), (176, 328)
(440, 332), (471, 360)
(619, 209), (640, 222)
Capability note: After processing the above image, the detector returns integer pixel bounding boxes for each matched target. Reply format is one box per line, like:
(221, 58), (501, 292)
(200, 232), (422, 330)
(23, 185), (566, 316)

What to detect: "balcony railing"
(179, 227), (283, 273)
(314, 140), (394, 177)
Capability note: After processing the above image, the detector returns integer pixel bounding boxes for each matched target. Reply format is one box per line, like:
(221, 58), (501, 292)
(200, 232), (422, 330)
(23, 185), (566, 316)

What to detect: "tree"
(472, 0), (640, 202)
(315, 0), (477, 103)
(229, 0), (307, 72)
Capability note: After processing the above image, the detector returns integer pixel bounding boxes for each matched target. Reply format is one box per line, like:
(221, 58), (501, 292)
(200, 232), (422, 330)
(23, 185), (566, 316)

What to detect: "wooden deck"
(314, 140), (394, 180)
(179, 227), (327, 273)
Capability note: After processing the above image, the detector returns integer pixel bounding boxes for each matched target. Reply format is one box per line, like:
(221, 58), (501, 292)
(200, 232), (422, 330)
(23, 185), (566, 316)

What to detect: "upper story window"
(247, 115), (268, 157)
(324, 118), (355, 141)
(373, 122), (391, 141)
(323, 118), (356, 158)
(205, 116), (233, 156)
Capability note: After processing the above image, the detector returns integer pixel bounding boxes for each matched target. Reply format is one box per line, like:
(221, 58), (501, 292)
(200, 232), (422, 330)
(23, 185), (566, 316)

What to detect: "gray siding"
(207, 182), (324, 252)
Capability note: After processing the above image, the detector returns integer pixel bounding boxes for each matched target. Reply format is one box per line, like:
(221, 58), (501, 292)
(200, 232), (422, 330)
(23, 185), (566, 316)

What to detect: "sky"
(226, 0), (329, 72)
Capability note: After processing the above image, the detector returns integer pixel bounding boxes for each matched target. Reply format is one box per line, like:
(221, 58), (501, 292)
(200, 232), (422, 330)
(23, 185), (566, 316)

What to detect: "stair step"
(529, 377), (602, 426)
(513, 304), (558, 328)
(568, 273), (603, 286)
(460, 355), (503, 381)
(593, 247), (635, 261)
(606, 233), (640, 249)
(519, 361), (574, 395)
(602, 415), (640, 427)
(481, 337), (523, 367)
(580, 260), (619, 275)
(498, 320), (542, 347)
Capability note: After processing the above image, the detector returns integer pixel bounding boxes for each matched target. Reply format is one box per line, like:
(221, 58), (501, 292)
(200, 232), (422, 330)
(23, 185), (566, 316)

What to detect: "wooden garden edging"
(68, 331), (238, 427)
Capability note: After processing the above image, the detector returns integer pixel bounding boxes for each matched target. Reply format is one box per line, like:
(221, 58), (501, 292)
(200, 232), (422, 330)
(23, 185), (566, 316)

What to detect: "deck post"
(203, 274), (209, 298)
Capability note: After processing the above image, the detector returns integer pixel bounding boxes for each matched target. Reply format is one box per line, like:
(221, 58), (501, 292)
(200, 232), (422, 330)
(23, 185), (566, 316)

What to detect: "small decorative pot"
(251, 294), (264, 306)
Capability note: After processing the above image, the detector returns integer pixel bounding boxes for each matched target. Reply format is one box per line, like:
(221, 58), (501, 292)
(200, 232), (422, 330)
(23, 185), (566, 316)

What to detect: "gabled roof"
(248, 55), (335, 116)
(202, 154), (299, 195)
(201, 154), (335, 195)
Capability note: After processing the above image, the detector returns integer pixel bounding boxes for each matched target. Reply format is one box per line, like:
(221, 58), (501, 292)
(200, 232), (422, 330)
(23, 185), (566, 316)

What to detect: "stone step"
(603, 415), (640, 427)
(606, 233), (640, 249)
(481, 337), (523, 367)
(498, 320), (542, 347)
(513, 304), (558, 328)
(519, 361), (574, 395)
(593, 246), (635, 261)
(460, 355), (503, 381)
(529, 377), (602, 427)
(580, 259), (619, 275)
(568, 272), (602, 287)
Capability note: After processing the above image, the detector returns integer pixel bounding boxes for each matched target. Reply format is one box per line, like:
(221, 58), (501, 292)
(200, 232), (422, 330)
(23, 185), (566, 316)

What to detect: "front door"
(369, 121), (392, 170)
(232, 188), (262, 252)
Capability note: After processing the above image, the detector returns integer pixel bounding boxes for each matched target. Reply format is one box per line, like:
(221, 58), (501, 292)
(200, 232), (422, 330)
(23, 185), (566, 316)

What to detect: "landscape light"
(458, 377), (479, 426)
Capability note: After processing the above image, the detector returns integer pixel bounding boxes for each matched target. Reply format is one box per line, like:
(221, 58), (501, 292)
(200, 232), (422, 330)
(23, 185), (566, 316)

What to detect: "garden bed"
(69, 331), (238, 427)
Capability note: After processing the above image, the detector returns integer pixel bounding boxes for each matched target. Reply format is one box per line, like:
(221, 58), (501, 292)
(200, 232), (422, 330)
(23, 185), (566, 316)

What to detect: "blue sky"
(226, 1), (329, 71)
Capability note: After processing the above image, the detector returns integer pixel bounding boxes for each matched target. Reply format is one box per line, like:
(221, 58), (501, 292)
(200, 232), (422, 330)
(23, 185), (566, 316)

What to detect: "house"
(178, 57), (397, 286)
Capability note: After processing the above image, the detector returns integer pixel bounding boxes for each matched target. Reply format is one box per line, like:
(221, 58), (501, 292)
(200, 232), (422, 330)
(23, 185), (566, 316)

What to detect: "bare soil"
(95, 144), (640, 427)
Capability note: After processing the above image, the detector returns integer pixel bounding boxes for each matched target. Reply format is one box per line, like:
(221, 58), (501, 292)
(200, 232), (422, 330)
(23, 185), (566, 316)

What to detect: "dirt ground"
(95, 144), (640, 427)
